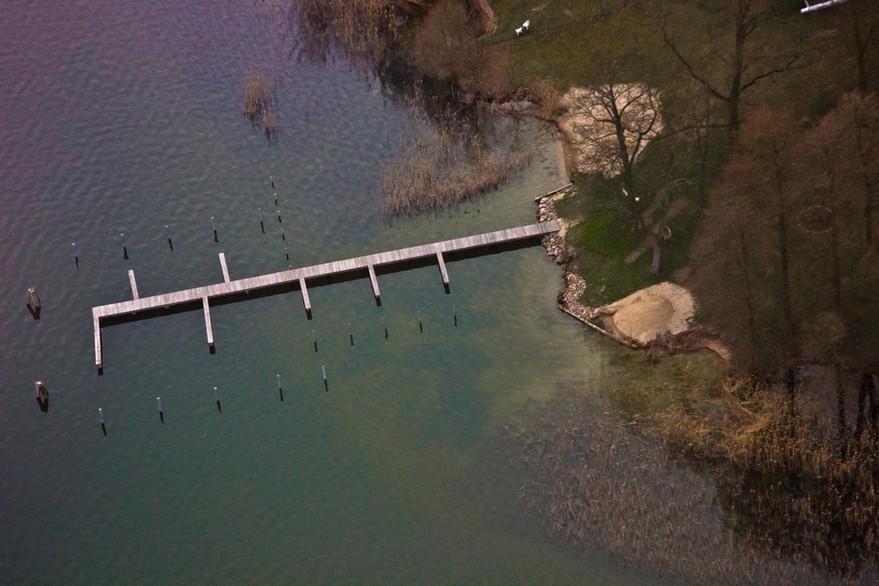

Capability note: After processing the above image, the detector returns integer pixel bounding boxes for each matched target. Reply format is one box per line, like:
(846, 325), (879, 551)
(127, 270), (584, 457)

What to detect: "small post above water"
(26, 287), (41, 319)
(35, 380), (49, 412)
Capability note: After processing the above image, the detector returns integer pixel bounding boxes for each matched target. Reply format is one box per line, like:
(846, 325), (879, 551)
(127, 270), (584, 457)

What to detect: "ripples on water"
(0, 2), (647, 584)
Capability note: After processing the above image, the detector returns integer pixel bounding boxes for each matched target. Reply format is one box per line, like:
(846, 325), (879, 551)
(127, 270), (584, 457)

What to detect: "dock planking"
(91, 220), (559, 369)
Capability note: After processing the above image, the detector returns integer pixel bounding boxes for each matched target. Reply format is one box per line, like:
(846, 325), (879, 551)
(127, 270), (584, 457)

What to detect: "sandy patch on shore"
(598, 282), (695, 345)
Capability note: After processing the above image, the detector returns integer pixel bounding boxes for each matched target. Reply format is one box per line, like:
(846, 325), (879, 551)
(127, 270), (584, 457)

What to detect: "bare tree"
(412, 0), (510, 98)
(715, 107), (803, 364)
(567, 83), (662, 226)
(811, 92), (879, 245)
(840, 0), (879, 94)
(661, 0), (802, 134)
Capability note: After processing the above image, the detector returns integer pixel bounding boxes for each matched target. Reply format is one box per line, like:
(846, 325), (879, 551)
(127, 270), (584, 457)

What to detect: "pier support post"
(202, 295), (214, 351)
(298, 277), (311, 315)
(128, 270), (140, 300)
(435, 247), (449, 289)
(93, 312), (103, 372)
(367, 262), (380, 301)
(219, 252), (230, 283)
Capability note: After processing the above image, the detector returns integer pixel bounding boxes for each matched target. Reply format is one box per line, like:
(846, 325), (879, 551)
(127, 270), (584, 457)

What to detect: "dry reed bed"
(507, 375), (879, 582)
(381, 124), (525, 216)
(506, 390), (846, 584)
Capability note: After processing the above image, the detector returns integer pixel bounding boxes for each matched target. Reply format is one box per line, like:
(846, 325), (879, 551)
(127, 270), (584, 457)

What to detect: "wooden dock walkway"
(92, 220), (559, 370)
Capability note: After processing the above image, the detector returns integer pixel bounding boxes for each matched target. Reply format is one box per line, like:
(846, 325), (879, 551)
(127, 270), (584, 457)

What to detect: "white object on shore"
(801, 0), (851, 14)
(515, 27), (523, 36)
(523, 20), (530, 31)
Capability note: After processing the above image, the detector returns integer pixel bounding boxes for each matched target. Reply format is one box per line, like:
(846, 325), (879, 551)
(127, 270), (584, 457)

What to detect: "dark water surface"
(0, 2), (649, 583)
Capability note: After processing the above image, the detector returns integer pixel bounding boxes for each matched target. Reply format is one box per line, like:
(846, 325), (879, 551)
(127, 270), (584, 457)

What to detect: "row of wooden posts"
(95, 373), (315, 436)
(52, 301), (459, 435)
(69, 175), (291, 268)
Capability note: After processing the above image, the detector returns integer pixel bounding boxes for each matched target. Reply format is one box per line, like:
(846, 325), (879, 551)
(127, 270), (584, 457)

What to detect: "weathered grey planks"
(92, 220), (559, 369)
(435, 247), (449, 285)
(367, 263), (380, 299)
(219, 252), (230, 283)
(128, 270), (139, 300)
(202, 296), (214, 348)
(298, 277), (311, 313)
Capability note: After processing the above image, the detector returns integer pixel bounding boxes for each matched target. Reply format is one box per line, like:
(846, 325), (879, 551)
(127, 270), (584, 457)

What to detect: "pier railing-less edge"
(91, 220), (560, 371)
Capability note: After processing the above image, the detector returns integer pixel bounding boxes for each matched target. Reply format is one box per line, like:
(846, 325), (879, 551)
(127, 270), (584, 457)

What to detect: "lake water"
(0, 2), (651, 583)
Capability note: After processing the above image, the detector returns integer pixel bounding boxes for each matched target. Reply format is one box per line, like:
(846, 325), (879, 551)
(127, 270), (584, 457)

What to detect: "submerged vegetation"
(508, 351), (879, 580)
(506, 387), (840, 584)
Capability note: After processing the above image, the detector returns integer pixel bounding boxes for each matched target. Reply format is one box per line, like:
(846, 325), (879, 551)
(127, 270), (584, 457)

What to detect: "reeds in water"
(243, 71), (277, 139)
(382, 111), (527, 217)
(505, 388), (844, 584)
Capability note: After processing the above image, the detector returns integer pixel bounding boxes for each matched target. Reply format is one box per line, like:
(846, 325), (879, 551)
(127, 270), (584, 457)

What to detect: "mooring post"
(349, 322), (354, 346)
(277, 374), (284, 402)
(211, 216), (218, 243)
(157, 396), (164, 423)
(285, 247), (289, 261)
(383, 315), (388, 339)
(99, 408), (107, 436)
(274, 192), (278, 206)
(321, 365), (327, 392)
(258, 207), (265, 234)
(72, 241), (79, 269)
(312, 329), (318, 353)
(165, 225), (173, 250)
(453, 303), (457, 327)
(270, 175), (274, 188)
(120, 233), (128, 260)
(214, 386), (222, 413)
(418, 310), (423, 334)
(276, 209), (282, 224)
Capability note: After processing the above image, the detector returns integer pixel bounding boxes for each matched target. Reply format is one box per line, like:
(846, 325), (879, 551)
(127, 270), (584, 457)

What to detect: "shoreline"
(533, 157), (731, 364)
(535, 180), (642, 351)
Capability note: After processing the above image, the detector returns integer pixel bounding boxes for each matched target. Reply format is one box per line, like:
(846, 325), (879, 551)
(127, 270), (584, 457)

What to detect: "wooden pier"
(92, 220), (559, 370)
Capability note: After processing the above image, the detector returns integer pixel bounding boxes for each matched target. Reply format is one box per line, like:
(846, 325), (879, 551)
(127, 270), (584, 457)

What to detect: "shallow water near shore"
(0, 2), (672, 583)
